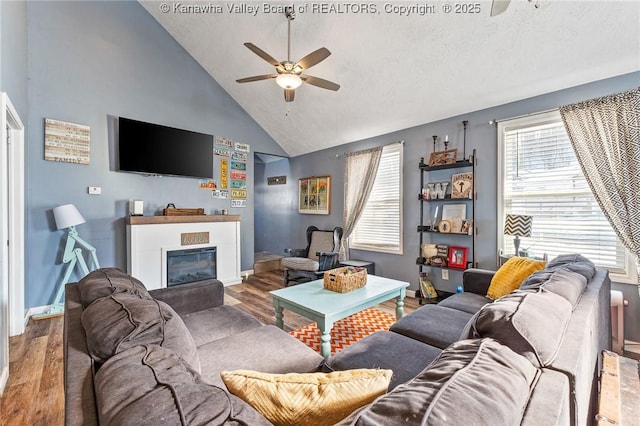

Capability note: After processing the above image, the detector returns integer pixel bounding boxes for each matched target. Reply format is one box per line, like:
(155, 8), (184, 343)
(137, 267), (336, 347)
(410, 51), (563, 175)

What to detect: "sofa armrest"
(284, 248), (307, 257)
(148, 279), (224, 316)
(463, 268), (495, 296)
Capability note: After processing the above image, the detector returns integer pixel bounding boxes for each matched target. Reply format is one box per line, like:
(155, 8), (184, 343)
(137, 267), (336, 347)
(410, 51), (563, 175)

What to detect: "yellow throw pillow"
(220, 369), (392, 426)
(486, 257), (546, 300)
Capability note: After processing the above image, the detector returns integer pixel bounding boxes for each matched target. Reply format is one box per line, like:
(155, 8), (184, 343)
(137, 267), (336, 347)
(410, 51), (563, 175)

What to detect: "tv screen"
(118, 117), (214, 179)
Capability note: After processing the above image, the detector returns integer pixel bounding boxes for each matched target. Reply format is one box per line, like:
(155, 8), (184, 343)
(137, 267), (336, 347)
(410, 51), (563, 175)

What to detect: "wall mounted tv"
(118, 117), (214, 179)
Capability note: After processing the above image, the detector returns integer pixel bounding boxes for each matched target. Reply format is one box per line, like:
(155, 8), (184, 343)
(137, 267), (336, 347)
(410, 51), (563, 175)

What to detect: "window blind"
(502, 113), (626, 271)
(351, 143), (403, 254)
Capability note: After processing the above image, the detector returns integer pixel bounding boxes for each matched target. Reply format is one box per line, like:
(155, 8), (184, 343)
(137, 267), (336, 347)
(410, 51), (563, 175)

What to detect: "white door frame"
(1, 93), (25, 337)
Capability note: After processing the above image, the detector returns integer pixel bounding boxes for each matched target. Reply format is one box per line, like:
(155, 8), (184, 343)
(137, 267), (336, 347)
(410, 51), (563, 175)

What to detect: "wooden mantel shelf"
(127, 215), (241, 225)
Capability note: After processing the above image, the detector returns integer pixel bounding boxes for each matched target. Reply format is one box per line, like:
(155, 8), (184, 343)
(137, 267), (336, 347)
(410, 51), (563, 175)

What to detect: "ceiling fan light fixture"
(276, 73), (302, 89)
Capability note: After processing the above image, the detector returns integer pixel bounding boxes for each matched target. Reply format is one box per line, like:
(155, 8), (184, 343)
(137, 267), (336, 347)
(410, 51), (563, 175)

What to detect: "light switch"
(442, 269), (449, 280)
(88, 186), (102, 195)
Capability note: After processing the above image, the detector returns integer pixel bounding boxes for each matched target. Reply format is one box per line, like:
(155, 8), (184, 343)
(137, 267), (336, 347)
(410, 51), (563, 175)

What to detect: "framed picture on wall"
(298, 176), (331, 214)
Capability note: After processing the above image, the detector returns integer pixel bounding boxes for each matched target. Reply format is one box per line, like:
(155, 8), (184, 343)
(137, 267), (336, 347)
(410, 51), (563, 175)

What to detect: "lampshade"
(276, 73), (302, 89)
(53, 204), (86, 230)
(504, 214), (533, 237)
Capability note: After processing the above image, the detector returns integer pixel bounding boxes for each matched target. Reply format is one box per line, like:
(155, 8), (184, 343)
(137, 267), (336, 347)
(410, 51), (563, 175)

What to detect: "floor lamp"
(34, 204), (100, 318)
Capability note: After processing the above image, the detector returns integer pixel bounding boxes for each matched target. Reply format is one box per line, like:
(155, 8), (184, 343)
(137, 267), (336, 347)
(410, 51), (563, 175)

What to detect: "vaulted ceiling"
(140, 1), (640, 157)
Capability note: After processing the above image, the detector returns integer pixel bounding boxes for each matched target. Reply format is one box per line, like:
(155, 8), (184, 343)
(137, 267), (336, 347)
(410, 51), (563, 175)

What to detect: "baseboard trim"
(241, 269), (254, 281)
(26, 305), (55, 321)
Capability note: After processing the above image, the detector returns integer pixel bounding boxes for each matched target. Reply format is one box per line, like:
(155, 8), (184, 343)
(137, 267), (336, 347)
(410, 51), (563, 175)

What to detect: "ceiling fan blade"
(490, 0), (511, 16)
(295, 48), (331, 70)
(236, 74), (277, 83)
(243, 43), (281, 67)
(284, 88), (295, 103)
(300, 75), (340, 91)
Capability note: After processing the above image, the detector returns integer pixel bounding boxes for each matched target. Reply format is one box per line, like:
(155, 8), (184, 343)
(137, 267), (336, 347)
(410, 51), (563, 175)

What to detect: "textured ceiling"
(140, 1), (640, 157)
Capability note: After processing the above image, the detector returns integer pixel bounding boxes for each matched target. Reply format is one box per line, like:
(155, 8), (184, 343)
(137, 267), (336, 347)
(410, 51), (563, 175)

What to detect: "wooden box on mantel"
(162, 208), (205, 216)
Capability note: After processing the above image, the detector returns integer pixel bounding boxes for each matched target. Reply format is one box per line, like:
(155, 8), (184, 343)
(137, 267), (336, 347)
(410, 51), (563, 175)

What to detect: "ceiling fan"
(236, 6), (340, 102)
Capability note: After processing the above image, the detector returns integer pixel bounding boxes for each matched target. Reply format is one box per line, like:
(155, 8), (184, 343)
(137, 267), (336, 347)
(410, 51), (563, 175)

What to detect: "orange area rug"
(290, 308), (396, 355)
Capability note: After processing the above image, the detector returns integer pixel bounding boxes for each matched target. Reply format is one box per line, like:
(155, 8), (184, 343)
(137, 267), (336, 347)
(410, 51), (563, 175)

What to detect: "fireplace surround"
(127, 215), (241, 290)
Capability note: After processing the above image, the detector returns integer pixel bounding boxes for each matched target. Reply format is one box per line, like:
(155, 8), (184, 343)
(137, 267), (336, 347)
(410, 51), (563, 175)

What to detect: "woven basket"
(323, 266), (367, 293)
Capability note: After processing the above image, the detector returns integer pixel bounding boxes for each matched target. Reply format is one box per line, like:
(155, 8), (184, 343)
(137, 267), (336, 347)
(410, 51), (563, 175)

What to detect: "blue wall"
(254, 72), (640, 340)
(1, 0), (28, 119)
(24, 1), (285, 307)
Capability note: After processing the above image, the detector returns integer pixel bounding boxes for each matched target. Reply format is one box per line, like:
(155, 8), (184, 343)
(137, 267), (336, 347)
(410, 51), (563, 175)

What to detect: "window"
(498, 110), (633, 280)
(350, 143), (403, 254)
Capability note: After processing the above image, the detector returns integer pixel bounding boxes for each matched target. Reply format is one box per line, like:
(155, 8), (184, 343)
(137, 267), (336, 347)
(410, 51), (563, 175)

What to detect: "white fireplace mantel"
(126, 215), (241, 290)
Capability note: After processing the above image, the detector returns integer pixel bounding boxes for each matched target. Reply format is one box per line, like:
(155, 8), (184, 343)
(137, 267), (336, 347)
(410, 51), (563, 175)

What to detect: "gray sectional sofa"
(64, 254), (611, 425)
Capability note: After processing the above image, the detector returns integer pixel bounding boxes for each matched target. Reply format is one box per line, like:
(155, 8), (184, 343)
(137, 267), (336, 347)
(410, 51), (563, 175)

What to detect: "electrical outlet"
(88, 186), (102, 195)
(442, 269), (449, 280)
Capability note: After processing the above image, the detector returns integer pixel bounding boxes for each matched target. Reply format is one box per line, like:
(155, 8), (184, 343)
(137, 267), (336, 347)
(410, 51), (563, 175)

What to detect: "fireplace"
(166, 246), (217, 286)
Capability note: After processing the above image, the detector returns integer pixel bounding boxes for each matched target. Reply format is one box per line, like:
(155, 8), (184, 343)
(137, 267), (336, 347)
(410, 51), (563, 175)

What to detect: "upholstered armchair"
(281, 226), (343, 287)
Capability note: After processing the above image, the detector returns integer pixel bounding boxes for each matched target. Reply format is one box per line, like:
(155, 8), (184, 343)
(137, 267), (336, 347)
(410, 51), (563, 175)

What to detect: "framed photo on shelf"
(442, 204), (466, 233)
(298, 176), (331, 214)
(448, 246), (468, 269)
(451, 172), (473, 199)
(428, 149), (458, 167)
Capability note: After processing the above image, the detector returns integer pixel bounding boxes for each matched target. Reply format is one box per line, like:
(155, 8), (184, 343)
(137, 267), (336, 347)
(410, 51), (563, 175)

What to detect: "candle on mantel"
(445, 134), (449, 142)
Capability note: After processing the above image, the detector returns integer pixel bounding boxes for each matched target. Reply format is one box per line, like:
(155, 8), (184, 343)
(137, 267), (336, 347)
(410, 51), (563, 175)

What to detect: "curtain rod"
(489, 108), (559, 125)
(336, 140), (404, 158)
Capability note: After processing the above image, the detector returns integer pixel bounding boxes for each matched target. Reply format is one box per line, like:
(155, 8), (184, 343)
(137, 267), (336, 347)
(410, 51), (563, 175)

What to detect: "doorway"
(0, 93), (25, 395)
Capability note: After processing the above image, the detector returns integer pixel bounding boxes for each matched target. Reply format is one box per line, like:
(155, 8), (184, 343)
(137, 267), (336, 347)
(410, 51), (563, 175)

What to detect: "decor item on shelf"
(430, 205), (439, 231)
(461, 219), (473, 235)
(433, 182), (448, 199)
(451, 172), (473, 199)
(162, 203), (205, 216)
(448, 246), (468, 269)
(235, 6), (339, 103)
(419, 272), (438, 299)
(428, 149), (458, 167)
(298, 176), (331, 214)
(438, 220), (452, 233)
(442, 204), (466, 233)
(504, 214), (533, 255)
(462, 120), (468, 159)
(426, 183), (436, 200)
(431, 135), (438, 153)
(421, 244), (438, 264)
(35, 204), (100, 318)
(430, 244), (449, 267)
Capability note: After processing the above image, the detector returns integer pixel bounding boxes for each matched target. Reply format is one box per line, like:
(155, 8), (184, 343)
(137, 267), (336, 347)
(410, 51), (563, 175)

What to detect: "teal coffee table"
(270, 275), (409, 359)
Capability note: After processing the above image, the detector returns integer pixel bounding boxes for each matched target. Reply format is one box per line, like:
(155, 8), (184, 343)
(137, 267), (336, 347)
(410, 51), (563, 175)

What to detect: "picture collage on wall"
(201, 136), (250, 208)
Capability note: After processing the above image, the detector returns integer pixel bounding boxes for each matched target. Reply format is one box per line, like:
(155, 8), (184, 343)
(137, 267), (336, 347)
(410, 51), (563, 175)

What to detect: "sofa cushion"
(467, 289), (572, 367)
(94, 345), (271, 426)
(81, 293), (200, 371)
(198, 325), (325, 387)
(437, 292), (492, 314)
(390, 305), (473, 349)
(486, 257), (546, 299)
(336, 338), (539, 425)
(327, 330), (443, 390)
(520, 268), (588, 309)
(181, 305), (263, 347)
(78, 267), (150, 307)
(221, 369), (392, 426)
(281, 257), (319, 272)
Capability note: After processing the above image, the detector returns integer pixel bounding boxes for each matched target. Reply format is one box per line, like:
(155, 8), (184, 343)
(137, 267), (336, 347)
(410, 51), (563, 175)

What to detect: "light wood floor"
(0, 271), (418, 425)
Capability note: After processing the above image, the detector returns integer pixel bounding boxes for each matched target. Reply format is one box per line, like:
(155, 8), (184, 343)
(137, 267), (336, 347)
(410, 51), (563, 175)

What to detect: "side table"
(339, 260), (375, 275)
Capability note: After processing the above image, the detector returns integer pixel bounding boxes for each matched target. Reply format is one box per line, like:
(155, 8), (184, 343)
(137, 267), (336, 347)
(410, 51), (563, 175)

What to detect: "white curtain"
(560, 87), (640, 293)
(341, 147), (383, 260)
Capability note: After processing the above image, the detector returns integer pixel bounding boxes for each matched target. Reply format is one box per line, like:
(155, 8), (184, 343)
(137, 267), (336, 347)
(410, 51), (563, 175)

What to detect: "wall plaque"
(181, 232), (210, 246)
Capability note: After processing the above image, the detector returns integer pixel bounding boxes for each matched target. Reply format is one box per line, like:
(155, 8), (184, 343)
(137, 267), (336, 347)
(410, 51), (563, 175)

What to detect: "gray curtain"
(340, 147), (383, 261)
(560, 87), (640, 293)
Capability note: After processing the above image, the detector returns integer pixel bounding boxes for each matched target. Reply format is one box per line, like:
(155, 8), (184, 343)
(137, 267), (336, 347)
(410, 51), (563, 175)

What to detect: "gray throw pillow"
(94, 345), (272, 426)
(81, 293), (200, 371)
(468, 289), (572, 367)
(336, 338), (539, 426)
(78, 267), (151, 307)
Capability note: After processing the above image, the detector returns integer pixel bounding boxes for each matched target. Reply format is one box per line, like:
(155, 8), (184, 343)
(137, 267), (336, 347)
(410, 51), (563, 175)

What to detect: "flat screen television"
(118, 117), (214, 179)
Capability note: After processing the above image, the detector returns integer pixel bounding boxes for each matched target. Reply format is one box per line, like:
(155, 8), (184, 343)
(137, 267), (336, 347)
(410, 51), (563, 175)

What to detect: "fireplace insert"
(166, 246), (217, 286)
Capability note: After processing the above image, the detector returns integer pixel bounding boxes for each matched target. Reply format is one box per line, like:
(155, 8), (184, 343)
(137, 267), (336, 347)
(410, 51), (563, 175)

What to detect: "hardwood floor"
(0, 271), (418, 425)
